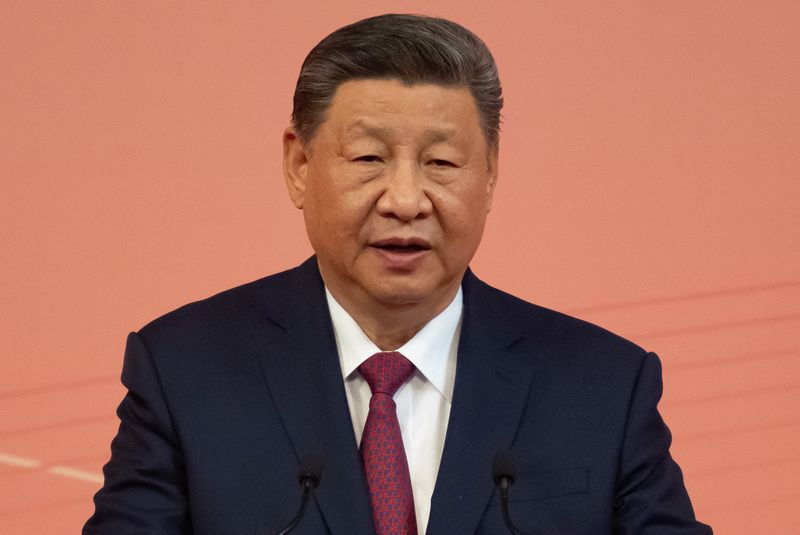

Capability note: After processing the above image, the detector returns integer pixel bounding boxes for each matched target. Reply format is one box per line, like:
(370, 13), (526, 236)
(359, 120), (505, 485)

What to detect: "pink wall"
(1, 1), (798, 532)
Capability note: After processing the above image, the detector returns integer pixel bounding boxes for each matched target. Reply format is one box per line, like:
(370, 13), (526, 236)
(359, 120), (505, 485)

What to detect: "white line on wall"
(0, 451), (102, 484)
(48, 466), (104, 483)
(0, 452), (43, 468)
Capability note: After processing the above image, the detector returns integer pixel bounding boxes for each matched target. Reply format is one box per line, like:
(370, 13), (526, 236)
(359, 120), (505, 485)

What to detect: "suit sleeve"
(83, 332), (192, 534)
(612, 352), (713, 534)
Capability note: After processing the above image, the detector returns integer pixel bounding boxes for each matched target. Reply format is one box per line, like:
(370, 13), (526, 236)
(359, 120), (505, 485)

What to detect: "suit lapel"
(427, 271), (538, 535)
(255, 258), (376, 535)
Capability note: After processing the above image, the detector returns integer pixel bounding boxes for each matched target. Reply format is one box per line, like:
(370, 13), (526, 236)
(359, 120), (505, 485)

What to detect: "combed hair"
(291, 14), (503, 150)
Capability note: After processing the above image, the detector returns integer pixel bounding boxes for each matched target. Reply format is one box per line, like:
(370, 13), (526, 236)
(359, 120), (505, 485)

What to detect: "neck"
(324, 279), (461, 352)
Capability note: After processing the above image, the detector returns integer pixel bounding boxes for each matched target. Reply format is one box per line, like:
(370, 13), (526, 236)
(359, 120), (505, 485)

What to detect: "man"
(85, 14), (712, 535)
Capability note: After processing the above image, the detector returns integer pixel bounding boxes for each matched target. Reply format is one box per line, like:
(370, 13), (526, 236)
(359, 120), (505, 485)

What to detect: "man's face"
(284, 79), (498, 312)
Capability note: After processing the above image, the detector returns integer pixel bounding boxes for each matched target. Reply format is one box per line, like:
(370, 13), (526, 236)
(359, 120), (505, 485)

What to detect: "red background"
(1, 1), (798, 532)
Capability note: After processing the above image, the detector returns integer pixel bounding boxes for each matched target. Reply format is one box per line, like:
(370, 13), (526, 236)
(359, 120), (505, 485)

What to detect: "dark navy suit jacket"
(84, 257), (711, 534)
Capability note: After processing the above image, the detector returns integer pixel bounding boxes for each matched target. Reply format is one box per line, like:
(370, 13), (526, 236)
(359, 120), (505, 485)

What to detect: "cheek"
(435, 182), (491, 233)
(306, 184), (378, 243)
(304, 167), (348, 219)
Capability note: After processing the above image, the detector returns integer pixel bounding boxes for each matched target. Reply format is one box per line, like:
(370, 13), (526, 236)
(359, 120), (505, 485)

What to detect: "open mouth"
(370, 238), (431, 254)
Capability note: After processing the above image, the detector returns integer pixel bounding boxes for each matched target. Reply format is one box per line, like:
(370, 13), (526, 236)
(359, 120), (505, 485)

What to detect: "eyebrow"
(344, 120), (460, 144)
(344, 121), (390, 138)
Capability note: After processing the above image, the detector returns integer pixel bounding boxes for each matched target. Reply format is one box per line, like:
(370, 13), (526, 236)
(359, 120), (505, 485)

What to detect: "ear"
(484, 148), (499, 214)
(283, 127), (309, 209)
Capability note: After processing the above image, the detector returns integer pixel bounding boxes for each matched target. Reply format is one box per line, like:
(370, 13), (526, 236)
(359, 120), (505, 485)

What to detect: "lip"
(370, 237), (432, 249)
(369, 237), (431, 271)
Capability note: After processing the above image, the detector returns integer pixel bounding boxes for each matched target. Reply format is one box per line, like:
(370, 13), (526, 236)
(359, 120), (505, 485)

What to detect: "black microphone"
(273, 455), (323, 535)
(492, 451), (528, 535)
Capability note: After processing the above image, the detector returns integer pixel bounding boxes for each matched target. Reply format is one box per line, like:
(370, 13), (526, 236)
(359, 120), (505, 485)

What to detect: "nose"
(375, 160), (433, 221)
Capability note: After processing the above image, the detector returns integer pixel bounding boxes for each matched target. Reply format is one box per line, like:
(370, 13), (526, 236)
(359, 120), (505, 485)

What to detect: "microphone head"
(492, 451), (517, 487)
(298, 454), (323, 489)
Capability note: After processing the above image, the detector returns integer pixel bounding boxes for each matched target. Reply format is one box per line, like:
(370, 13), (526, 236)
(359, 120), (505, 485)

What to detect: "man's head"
(291, 14), (503, 152)
(283, 14), (503, 328)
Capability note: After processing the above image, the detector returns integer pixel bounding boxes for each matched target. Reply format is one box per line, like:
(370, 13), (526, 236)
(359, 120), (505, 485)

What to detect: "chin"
(374, 290), (429, 307)
(369, 282), (434, 307)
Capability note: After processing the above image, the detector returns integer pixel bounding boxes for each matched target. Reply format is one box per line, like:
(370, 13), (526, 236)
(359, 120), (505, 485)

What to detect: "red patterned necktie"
(358, 352), (418, 535)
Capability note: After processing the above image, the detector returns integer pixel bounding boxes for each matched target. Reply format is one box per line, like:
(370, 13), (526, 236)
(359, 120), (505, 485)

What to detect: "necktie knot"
(358, 351), (415, 397)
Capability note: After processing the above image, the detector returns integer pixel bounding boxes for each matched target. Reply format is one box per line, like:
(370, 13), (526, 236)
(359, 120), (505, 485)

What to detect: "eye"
(353, 155), (383, 163)
(429, 159), (456, 167)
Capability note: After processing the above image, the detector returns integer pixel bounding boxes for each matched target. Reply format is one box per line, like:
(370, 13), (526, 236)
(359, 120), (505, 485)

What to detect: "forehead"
(320, 79), (483, 142)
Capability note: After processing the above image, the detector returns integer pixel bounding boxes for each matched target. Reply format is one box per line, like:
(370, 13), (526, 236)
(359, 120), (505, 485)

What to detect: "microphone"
(492, 451), (527, 535)
(273, 455), (323, 535)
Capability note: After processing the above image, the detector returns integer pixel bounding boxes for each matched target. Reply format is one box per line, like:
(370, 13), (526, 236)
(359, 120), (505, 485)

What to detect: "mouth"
(370, 238), (432, 253)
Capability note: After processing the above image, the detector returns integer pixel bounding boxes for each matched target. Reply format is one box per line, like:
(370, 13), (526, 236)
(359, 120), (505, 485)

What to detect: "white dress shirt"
(325, 287), (462, 534)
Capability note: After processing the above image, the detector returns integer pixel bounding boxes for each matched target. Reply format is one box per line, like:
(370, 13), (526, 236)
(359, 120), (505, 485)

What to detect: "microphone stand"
(495, 473), (524, 535)
(493, 451), (530, 535)
(273, 457), (322, 535)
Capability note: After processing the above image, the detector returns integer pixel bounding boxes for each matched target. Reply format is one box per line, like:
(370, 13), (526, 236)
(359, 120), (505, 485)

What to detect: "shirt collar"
(325, 286), (463, 401)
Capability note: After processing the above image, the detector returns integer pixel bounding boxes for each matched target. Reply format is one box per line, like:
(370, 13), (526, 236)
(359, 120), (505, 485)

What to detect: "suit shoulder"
(137, 260), (318, 345)
(469, 274), (649, 366)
